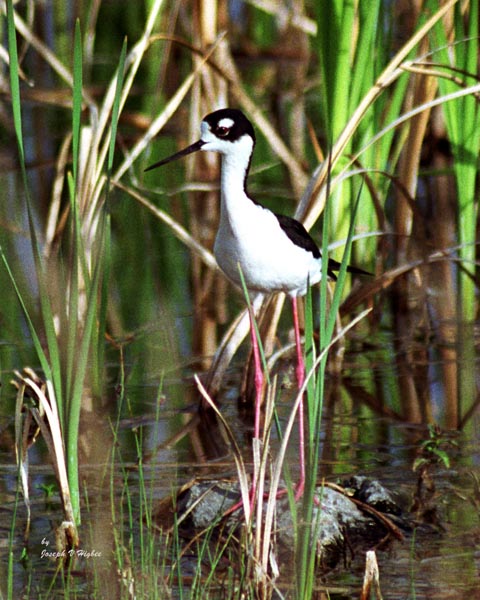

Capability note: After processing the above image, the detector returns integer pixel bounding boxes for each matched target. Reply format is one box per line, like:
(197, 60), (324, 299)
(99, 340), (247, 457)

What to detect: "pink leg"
(291, 296), (305, 500)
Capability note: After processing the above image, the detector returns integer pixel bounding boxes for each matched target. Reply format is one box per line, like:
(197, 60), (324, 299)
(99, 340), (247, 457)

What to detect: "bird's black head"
(202, 108), (256, 146)
(145, 108), (256, 172)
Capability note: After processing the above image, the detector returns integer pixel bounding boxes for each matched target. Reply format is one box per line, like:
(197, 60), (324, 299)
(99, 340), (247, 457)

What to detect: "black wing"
(275, 213), (371, 280)
(275, 214), (340, 279)
(275, 213), (321, 259)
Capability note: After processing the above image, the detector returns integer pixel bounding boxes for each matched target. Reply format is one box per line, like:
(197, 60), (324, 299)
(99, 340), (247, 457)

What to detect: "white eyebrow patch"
(218, 118), (234, 129)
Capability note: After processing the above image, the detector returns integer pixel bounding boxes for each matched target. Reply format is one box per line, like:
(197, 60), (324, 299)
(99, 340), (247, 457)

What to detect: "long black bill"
(144, 139), (205, 172)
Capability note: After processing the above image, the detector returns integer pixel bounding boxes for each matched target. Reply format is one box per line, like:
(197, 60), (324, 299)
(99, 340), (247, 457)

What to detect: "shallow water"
(1, 333), (479, 598)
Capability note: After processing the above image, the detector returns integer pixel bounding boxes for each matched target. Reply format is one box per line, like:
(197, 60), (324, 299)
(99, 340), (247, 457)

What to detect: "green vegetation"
(0, 0), (478, 597)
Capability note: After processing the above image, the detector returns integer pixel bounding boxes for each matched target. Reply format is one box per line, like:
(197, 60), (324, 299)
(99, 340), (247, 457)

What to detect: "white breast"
(214, 198), (322, 297)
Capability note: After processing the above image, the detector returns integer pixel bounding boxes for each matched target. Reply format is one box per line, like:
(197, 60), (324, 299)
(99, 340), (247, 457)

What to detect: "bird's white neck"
(219, 136), (255, 217)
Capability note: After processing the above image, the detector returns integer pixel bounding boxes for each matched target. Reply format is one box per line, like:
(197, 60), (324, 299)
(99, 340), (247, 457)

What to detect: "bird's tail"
(327, 259), (372, 280)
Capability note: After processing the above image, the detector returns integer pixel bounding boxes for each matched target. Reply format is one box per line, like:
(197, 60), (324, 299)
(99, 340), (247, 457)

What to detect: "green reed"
(4, 0), (62, 418)
(294, 182), (365, 598)
(2, 0), (480, 596)
(3, 3), (124, 526)
(313, 0), (391, 260)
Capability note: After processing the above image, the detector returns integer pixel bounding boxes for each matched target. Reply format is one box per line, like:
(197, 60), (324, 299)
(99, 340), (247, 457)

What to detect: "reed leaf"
(72, 20), (83, 189)
(294, 179), (364, 596)
(108, 37), (128, 176)
(5, 0), (64, 415)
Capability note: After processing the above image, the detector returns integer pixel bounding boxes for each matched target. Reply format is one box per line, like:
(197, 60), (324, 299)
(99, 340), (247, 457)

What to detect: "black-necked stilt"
(146, 108), (368, 499)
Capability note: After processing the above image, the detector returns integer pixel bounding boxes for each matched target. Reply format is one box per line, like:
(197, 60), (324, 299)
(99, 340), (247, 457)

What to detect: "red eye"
(217, 126), (229, 137)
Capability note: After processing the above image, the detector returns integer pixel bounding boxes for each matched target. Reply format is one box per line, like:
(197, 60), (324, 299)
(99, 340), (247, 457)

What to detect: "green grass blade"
(326, 187), (363, 339)
(316, 0), (356, 142)
(237, 265), (270, 384)
(70, 19), (91, 285)
(297, 176), (364, 597)
(67, 225), (108, 524)
(0, 248), (52, 383)
(91, 213), (111, 394)
(65, 173), (79, 409)
(303, 284), (317, 408)
(6, 0), (25, 168)
(72, 19), (83, 187)
(7, 463), (24, 600)
(65, 22), (84, 406)
(6, 0), (63, 415)
(108, 37), (128, 176)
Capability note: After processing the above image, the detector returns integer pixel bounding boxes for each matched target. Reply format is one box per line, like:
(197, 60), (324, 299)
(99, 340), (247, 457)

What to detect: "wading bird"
(146, 108), (368, 499)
